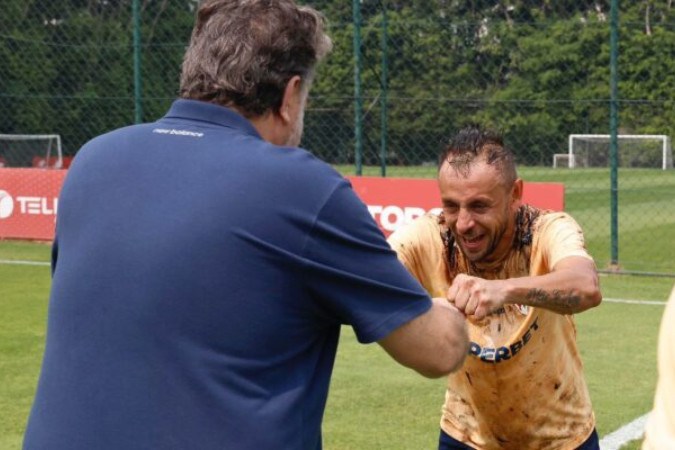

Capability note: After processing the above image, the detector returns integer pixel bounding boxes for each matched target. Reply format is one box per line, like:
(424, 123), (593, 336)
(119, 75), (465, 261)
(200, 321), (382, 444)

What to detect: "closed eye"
(471, 203), (489, 213)
(442, 203), (458, 214)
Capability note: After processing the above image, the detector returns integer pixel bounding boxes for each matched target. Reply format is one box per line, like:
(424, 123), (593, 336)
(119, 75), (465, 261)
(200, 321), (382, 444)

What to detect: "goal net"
(565, 134), (673, 170)
(0, 134), (63, 168)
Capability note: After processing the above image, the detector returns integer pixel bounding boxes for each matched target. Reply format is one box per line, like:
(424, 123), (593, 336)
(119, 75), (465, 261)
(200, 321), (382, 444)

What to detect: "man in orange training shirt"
(388, 124), (602, 450)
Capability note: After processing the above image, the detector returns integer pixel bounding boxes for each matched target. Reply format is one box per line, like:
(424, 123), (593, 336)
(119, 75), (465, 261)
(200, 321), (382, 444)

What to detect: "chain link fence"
(1, 1), (673, 276)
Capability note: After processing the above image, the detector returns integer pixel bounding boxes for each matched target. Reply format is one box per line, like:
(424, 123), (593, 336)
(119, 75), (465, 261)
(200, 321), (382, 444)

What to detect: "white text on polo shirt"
(152, 128), (204, 138)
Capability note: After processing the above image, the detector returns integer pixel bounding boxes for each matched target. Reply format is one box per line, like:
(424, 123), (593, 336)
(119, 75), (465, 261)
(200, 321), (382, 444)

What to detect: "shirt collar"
(162, 99), (262, 139)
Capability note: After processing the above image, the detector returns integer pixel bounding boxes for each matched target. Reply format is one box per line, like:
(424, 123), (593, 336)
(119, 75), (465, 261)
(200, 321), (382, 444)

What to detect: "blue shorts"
(439, 428), (600, 450)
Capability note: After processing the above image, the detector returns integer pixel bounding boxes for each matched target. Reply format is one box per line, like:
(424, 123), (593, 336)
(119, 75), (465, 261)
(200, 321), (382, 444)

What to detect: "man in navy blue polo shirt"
(23, 1), (468, 449)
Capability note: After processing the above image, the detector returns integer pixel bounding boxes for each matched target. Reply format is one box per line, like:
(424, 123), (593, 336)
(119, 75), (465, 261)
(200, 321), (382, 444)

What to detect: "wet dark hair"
(438, 124), (517, 185)
(179, 0), (332, 118)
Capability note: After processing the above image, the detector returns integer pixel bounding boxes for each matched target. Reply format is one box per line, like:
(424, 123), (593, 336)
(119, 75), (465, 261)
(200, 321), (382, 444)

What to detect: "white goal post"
(552, 153), (575, 169)
(0, 134), (63, 168)
(566, 134), (673, 170)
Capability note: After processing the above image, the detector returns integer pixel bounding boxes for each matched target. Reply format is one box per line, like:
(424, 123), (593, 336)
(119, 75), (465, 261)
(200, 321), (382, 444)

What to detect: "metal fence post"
(133, 0), (143, 124)
(353, 0), (363, 175)
(380, 1), (388, 177)
(609, 0), (619, 268)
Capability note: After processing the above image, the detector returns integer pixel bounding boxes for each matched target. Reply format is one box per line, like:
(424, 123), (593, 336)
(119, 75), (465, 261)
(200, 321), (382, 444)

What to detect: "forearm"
(378, 299), (469, 378)
(500, 261), (602, 314)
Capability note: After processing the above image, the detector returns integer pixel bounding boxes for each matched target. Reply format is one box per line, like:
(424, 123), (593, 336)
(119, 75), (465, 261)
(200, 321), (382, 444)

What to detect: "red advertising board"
(347, 176), (564, 237)
(0, 169), (66, 241)
(0, 170), (563, 241)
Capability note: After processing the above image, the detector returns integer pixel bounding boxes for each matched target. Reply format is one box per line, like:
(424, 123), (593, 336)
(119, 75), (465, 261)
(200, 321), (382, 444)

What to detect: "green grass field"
(0, 240), (673, 449)
(1, 243), (52, 450)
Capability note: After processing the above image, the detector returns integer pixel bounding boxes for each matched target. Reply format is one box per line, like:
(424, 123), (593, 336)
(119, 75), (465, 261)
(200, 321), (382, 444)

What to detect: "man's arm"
(377, 298), (469, 378)
(450, 256), (602, 319)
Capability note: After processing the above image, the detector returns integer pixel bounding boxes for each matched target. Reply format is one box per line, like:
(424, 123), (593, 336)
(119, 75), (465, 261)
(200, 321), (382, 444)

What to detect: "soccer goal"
(566, 134), (673, 170)
(552, 153), (575, 169)
(0, 134), (63, 168)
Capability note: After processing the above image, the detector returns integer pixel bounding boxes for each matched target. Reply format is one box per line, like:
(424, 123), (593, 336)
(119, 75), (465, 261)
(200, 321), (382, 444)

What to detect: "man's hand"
(447, 274), (506, 320)
(447, 257), (602, 317)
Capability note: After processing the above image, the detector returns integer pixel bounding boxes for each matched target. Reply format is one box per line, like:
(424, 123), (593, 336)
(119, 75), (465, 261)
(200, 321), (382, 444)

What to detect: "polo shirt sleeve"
(301, 180), (432, 344)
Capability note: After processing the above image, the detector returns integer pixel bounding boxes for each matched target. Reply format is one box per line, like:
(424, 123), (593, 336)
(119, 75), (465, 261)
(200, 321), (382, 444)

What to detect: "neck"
(476, 226), (516, 269)
(248, 111), (290, 146)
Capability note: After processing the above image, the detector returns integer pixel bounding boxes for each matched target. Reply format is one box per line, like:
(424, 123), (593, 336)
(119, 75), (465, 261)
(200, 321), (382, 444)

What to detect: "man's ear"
(511, 178), (523, 207)
(279, 75), (304, 123)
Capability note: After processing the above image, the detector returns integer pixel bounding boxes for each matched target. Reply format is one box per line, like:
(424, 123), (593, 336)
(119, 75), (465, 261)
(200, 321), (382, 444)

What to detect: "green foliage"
(308, 1), (675, 166)
(3, 1), (674, 163)
(0, 0), (194, 154)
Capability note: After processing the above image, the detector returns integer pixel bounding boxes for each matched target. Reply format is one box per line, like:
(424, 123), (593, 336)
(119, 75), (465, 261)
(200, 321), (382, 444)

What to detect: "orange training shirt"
(388, 207), (596, 450)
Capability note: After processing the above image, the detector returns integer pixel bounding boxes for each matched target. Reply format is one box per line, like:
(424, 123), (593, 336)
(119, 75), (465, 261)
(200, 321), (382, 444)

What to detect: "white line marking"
(599, 413), (650, 450)
(0, 259), (50, 266)
(604, 298), (667, 306)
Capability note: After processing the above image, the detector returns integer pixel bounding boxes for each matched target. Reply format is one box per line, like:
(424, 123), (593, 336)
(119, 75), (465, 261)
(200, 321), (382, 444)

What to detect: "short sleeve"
(533, 212), (594, 270)
(301, 180), (432, 344)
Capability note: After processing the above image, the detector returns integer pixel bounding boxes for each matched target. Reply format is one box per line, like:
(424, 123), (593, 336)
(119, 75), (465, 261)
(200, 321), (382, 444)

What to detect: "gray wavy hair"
(179, 0), (332, 118)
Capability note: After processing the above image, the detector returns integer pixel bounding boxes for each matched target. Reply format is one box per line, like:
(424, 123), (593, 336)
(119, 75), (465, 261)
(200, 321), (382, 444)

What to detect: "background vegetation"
(2, 1), (675, 164)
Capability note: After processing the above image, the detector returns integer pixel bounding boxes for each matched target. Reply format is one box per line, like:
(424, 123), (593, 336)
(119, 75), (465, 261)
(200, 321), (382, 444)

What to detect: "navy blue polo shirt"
(23, 99), (431, 450)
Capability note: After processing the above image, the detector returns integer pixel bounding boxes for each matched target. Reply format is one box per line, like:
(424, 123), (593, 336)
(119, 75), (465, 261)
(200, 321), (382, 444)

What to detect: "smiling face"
(439, 157), (522, 264)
